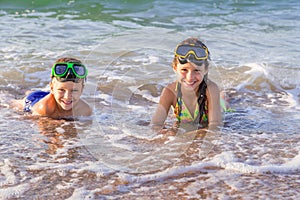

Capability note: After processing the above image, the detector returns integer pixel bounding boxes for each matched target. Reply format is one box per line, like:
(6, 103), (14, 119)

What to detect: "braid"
(175, 82), (183, 123)
(196, 74), (208, 125)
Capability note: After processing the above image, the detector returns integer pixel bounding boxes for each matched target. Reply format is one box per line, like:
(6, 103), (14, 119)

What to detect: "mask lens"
(176, 45), (190, 57)
(55, 64), (67, 75)
(73, 64), (86, 76)
(193, 47), (207, 58)
(176, 44), (208, 59)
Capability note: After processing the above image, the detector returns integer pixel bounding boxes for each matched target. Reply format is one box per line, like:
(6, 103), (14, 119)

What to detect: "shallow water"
(0, 0), (300, 199)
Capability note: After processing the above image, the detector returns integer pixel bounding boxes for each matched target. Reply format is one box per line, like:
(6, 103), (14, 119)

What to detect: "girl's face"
(50, 78), (83, 111)
(174, 61), (208, 91)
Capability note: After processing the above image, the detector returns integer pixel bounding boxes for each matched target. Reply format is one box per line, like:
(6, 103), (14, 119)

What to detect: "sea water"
(0, 0), (299, 199)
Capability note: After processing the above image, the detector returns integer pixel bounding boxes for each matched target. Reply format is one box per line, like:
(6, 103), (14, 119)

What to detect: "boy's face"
(50, 78), (84, 111)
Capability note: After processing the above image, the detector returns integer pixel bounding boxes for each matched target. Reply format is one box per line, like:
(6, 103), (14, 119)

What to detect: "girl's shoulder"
(162, 82), (177, 97)
(165, 81), (177, 91)
(159, 82), (177, 106)
(206, 79), (220, 93)
(206, 79), (221, 102)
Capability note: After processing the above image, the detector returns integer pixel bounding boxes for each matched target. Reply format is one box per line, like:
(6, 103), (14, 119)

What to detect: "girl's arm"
(151, 84), (175, 130)
(206, 81), (223, 129)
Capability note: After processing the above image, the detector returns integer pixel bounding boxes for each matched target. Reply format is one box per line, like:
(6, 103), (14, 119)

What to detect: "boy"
(23, 57), (92, 118)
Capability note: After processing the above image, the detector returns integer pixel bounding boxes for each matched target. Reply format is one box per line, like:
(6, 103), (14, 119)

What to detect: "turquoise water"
(0, 1), (300, 199)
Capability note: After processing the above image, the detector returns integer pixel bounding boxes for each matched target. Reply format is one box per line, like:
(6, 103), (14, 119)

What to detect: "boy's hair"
(54, 57), (82, 64)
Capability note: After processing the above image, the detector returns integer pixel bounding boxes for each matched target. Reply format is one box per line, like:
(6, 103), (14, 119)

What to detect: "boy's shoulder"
(77, 99), (93, 116)
(31, 94), (56, 116)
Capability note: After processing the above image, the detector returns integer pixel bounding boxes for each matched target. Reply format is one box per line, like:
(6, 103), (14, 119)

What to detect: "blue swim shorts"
(24, 90), (49, 112)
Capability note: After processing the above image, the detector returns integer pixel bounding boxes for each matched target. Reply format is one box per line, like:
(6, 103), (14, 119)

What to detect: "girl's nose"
(186, 71), (194, 81)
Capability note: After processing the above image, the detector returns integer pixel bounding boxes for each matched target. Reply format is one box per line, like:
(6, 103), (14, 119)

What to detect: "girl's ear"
(172, 57), (178, 73)
(172, 63), (177, 73)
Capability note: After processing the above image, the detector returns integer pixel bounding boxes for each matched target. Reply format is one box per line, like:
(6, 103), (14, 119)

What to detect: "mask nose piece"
(65, 68), (76, 79)
(186, 54), (196, 62)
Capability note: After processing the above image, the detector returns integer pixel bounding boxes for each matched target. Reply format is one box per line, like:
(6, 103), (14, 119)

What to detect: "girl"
(151, 38), (223, 131)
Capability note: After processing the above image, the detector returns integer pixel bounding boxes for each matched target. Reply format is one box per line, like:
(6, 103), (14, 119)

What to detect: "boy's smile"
(50, 78), (83, 111)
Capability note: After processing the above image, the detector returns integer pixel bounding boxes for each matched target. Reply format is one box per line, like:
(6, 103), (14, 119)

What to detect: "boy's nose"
(64, 91), (72, 99)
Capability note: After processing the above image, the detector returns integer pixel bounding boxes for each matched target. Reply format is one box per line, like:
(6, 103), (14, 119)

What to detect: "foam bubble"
(211, 151), (300, 174)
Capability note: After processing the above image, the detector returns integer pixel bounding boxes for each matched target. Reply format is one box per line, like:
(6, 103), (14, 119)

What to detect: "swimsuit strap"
(194, 93), (203, 124)
(175, 82), (183, 123)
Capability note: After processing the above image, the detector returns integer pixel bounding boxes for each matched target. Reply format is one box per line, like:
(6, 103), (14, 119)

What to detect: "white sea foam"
(65, 186), (95, 200)
(0, 183), (29, 200)
(112, 20), (143, 29)
(0, 159), (18, 186)
(0, 159), (30, 199)
(110, 150), (300, 186)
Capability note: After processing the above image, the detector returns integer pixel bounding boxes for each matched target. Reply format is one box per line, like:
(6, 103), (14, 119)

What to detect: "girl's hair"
(173, 38), (209, 126)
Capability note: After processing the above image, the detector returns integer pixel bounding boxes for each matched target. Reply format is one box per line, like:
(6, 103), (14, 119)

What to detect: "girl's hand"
(159, 128), (177, 136)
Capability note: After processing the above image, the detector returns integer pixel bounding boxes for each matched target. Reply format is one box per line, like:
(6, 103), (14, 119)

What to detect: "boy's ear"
(50, 81), (54, 94)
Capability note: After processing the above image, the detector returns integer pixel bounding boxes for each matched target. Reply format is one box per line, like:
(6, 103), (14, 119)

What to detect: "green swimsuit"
(172, 82), (231, 126)
(172, 82), (208, 126)
(172, 99), (208, 124)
